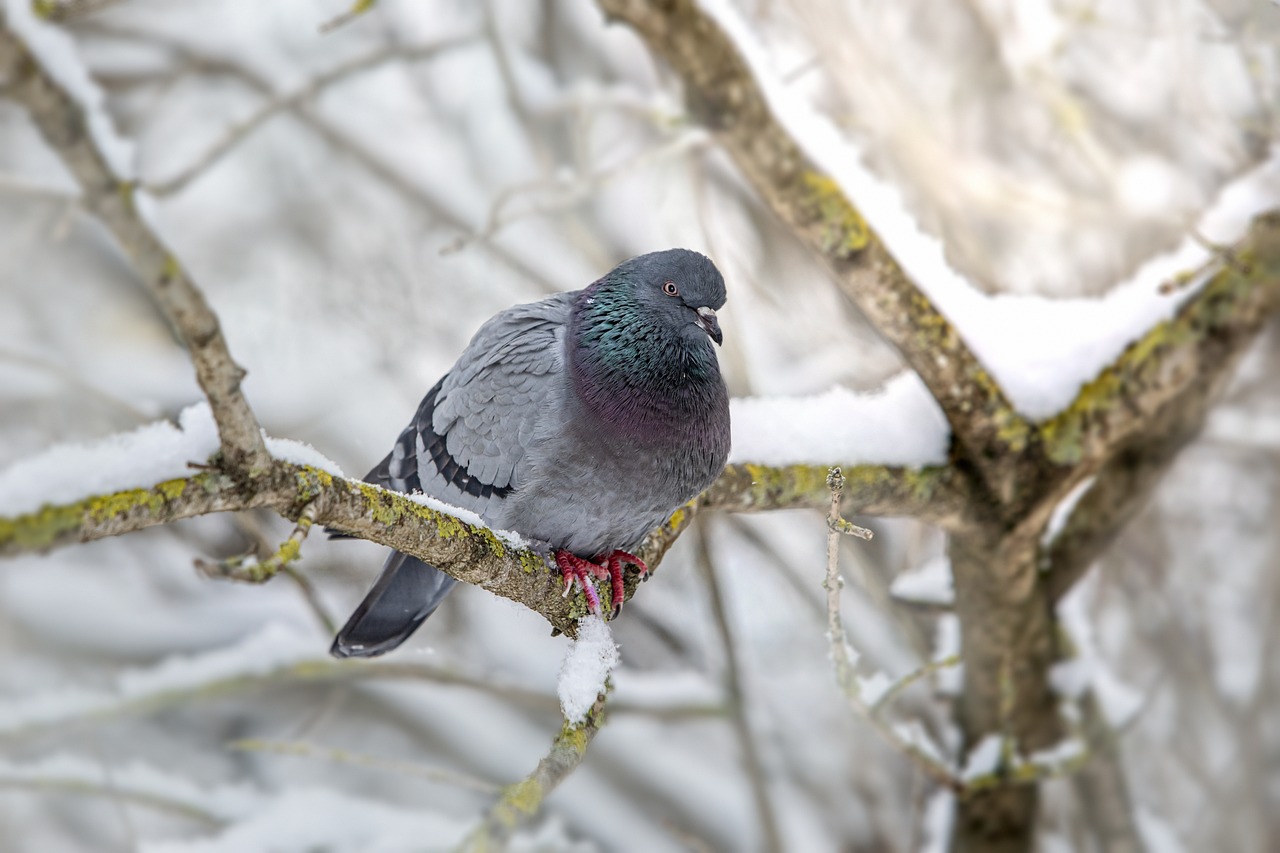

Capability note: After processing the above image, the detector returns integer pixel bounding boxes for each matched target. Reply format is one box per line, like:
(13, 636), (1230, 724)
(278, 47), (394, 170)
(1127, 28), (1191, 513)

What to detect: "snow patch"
(856, 671), (893, 706)
(961, 734), (1004, 781)
(263, 436), (345, 478)
(729, 373), (949, 467)
(557, 615), (619, 725)
(919, 789), (955, 853)
(0, 403), (220, 517)
(1041, 476), (1096, 550)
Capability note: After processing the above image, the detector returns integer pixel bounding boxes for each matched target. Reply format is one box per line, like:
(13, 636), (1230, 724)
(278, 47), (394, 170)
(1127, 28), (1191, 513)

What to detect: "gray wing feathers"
(428, 293), (573, 496)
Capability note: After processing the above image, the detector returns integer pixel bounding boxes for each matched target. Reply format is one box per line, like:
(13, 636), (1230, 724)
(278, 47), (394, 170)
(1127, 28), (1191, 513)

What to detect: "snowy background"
(3, 0), (1280, 850)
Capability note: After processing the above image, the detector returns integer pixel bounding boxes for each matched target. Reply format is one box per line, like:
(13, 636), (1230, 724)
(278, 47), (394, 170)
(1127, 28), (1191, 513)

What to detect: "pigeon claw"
(555, 550), (606, 617)
(555, 550), (649, 620)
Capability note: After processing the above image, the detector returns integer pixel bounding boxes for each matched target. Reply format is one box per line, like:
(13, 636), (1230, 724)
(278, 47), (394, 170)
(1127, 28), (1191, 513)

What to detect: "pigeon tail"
(331, 552), (458, 658)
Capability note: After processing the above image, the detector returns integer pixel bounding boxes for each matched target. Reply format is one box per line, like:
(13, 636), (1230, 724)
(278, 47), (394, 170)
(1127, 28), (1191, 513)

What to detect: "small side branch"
(454, 695), (608, 852)
(196, 502), (317, 583)
(823, 469), (960, 790)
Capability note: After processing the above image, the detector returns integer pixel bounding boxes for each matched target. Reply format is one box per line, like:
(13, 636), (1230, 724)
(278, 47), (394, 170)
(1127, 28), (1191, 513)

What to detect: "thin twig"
(0, 771), (225, 827)
(195, 502), (317, 583)
(146, 35), (477, 197)
(229, 739), (498, 794)
(319, 0), (377, 34)
(695, 521), (783, 852)
(823, 468), (961, 790)
(454, 693), (609, 852)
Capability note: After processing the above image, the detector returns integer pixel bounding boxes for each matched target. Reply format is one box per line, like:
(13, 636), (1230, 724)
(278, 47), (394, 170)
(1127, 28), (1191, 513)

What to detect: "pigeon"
(331, 249), (731, 658)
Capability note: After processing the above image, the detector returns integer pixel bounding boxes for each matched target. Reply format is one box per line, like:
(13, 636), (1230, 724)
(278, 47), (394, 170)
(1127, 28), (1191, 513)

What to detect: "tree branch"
(1039, 214), (1280, 471)
(146, 35), (477, 197)
(0, 459), (960, 635)
(1042, 213), (1280, 601)
(0, 18), (271, 479)
(454, 695), (607, 853)
(595, 0), (1030, 505)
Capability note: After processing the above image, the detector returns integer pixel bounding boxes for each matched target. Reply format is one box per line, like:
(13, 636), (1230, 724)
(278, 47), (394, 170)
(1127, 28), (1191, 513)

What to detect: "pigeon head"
(571, 249), (728, 425)
(613, 248), (726, 346)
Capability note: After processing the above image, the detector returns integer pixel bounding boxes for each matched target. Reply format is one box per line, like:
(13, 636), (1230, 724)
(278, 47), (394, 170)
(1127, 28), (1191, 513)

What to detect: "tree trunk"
(949, 530), (1062, 852)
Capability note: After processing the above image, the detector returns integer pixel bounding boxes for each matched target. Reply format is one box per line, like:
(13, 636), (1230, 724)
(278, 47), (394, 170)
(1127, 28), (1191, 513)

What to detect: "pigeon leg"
(555, 550), (607, 616)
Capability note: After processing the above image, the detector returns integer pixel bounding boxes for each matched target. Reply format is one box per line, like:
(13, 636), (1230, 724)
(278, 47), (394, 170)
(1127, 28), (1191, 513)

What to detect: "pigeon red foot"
(556, 549), (650, 618)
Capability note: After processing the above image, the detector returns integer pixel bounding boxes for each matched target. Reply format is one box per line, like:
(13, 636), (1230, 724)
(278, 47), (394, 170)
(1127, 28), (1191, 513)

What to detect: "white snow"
(404, 491), (528, 551)
(890, 720), (950, 769)
(961, 734), (1004, 782)
(1040, 476), (1096, 551)
(262, 436), (346, 478)
(1134, 807), (1187, 853)
(0, 403), (347, 518)
(556, 615), (620, 725)
(855, 670), (893, 706)
(698, 0), (1280, 420)
(1092, 665), (1145, 729)
(919, 789), (955, 853)
(1048, 658), (1090, 700)
(729, 373), (949, 467)
(0, 403), (219, 517)
(1025, 737), (1087, 772)
(890, 556), (955, 606)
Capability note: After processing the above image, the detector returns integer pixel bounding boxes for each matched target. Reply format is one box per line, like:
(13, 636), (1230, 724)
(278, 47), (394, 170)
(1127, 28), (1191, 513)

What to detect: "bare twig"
(454, 694), (608, 852)
(319, 0), (377, 34)
(147, 36), (477, 197)
(228, 739), (498, 794)
(695, 522), (783, 852)
(0, 770), (226, 827)
(196, 502), (317, 583)
(30, 0), (123, 23)
(823, 469), (961, 790)
(441, 132), (709, 255)
(827, 514), (874, 540)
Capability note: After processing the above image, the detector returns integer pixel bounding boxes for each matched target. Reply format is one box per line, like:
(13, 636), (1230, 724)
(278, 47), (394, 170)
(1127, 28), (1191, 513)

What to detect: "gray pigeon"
(331, 249), (731, 658)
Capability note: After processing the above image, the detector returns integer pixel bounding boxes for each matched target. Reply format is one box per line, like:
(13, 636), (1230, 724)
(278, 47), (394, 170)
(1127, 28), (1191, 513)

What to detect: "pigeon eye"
(663, 281), (679, 297)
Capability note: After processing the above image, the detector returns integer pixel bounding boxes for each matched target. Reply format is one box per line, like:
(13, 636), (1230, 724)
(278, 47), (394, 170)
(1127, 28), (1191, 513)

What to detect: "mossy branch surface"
(454, 695), (608, 853)
(0, 459), (956, 635)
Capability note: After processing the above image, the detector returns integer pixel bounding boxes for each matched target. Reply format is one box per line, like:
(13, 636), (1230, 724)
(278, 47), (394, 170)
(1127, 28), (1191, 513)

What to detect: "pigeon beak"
(695, 306), (723, 345)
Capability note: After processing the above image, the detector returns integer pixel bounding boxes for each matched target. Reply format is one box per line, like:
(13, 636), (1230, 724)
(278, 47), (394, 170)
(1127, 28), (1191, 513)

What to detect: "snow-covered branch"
(596, 0), (1030, 506)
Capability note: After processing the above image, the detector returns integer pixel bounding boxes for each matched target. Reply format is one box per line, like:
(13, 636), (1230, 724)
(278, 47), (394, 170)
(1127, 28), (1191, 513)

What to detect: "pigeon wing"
(406, 292), (574, 511)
